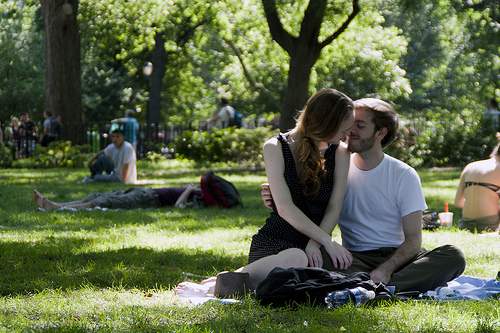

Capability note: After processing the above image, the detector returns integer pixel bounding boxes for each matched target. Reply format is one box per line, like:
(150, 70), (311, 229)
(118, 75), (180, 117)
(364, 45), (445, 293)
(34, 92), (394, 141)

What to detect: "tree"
(262, 0), (360, 130)
(0, 1), (44, 122)
(41, 0), (83, 143)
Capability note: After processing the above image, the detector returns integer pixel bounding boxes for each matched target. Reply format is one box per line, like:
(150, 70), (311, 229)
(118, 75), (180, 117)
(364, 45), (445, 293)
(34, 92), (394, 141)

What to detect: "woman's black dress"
(248, 133), (337, 263)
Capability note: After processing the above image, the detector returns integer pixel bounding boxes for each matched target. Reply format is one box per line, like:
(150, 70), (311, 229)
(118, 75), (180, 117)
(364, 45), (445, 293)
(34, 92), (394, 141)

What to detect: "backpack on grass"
(200, 171), (242, 208)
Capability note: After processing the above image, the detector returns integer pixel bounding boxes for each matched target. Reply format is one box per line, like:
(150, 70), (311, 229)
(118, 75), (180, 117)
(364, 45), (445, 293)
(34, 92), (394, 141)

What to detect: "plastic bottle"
(325, 287), (375, 309)
(350, 286), (376, 305)
(325, 289), (350, 309)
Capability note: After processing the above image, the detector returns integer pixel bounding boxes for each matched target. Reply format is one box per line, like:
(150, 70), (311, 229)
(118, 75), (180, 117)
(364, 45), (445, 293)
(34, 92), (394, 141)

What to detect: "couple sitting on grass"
(178, 88), (467, 298)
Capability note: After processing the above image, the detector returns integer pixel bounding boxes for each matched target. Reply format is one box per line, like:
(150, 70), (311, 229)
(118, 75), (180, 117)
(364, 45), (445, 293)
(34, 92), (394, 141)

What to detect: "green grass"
(0, 162), (498, 332)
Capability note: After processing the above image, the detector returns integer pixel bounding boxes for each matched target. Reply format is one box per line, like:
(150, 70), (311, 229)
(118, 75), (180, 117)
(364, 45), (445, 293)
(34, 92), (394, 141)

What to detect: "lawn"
(0, 162), (498, 332)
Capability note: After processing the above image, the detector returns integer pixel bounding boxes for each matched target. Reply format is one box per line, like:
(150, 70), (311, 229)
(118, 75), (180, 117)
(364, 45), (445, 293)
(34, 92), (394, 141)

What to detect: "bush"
(144, 151), (166, 163)
(32, 141), (92, 168)
(0, 144), (12, 167)
(173, 127), (274, 164)
(387, 108), (497, 168)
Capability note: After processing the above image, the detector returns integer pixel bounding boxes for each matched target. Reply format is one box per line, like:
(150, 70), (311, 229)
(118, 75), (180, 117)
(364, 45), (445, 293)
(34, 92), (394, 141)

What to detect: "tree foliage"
(0, 0), (497, 165)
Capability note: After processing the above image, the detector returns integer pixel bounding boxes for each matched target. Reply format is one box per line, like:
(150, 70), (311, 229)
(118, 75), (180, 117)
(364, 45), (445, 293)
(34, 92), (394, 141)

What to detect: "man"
(210, 97), (235, 128)
(262, 98), (465, 293)
(111, 110), (140, 151)
(40, 111), (61, 147)
(19, 112), (37, 157)
(85, 129), (137, 184)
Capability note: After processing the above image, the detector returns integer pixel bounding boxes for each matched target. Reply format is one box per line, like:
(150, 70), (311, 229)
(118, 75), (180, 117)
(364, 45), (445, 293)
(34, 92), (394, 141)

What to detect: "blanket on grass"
(175, 274), (500, 305)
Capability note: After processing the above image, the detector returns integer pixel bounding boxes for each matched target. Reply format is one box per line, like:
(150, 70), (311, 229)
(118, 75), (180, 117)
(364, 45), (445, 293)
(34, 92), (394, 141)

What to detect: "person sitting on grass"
(33, 184), (200, 210)
(83, 129), (137, 184)
(177, 95), (466, 300)
(260, 97), (466, 294)
(454, 135), (500, 233)
(180, 88), (355, 299)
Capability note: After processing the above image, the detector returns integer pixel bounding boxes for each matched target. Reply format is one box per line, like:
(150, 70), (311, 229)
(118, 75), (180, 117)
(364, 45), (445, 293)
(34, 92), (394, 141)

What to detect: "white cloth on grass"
(424, 275), (500, 300)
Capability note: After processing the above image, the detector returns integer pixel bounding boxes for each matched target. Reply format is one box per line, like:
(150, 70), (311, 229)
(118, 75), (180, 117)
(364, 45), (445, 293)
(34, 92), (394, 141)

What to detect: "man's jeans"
(321, 245), (466, 293)
(89, 153), (120, 182)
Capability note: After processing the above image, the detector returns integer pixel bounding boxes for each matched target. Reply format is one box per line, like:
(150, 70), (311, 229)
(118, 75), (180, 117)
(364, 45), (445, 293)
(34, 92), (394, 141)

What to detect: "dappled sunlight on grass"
(0, 167), (499, 332)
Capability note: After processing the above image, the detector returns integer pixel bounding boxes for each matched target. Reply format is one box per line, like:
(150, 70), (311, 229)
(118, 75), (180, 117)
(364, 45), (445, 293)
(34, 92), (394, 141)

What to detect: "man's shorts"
(83, 188), (160, 209)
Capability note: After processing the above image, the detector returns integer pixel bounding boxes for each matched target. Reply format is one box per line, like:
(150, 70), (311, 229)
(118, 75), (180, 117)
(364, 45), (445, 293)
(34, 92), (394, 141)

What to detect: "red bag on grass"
(200, 171), (242, 208)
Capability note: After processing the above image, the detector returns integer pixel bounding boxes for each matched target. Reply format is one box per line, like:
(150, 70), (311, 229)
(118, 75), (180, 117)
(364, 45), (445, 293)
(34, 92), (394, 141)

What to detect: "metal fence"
(5, 121), (265, 160)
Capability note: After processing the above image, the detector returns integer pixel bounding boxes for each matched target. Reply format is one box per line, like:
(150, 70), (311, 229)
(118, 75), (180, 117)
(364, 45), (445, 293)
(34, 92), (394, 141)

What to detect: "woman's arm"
(264, 138), (351, 269)
(454, 167), (467, 208)
(319, 142), (350, 234)
(305, 143), (351, 268)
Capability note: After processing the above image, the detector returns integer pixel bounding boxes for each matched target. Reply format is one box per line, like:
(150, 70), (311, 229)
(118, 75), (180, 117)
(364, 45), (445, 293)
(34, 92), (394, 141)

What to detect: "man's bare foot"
(33, 190), (60, 210)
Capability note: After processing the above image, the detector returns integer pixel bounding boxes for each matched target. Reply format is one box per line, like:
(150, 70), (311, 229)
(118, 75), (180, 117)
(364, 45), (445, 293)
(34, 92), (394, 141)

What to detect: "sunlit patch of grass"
(0, 166), (498, 332)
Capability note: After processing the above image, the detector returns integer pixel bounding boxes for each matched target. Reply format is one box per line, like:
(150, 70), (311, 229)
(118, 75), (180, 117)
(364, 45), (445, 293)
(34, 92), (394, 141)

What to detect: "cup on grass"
(438, 212), (453, 227)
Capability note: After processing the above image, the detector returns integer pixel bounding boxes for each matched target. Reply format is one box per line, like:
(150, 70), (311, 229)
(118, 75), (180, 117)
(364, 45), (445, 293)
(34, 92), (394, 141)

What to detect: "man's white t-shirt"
(339, 154), (427, 251)
(217, 105), (235, 127)
(104, 141), (137, 184)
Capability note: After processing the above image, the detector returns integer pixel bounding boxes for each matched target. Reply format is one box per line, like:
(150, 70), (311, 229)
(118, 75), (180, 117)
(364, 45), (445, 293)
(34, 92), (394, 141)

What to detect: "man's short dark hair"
(354, 98), (399, 147)
(126, 110), (135, 117)
(111, 129), (124, 136)
(220, 97), (229, 105)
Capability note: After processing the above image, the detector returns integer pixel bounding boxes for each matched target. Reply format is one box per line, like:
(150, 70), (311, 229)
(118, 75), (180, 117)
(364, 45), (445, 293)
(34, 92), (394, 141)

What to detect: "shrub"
(387, 108), (497, 168)
(0, 144), (12, 168)
(144, 151), (166, 163)
(173, 127), (274, 164)
(32, 141), (92, 168)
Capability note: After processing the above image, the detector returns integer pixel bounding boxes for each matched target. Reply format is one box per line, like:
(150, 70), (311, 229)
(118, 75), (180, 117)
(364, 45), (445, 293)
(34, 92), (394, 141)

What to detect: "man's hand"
(324, 241), (353, 270)
(305, 239), (323, 268)
(370, 267), (391, 284)
(260, 183), (274, 210)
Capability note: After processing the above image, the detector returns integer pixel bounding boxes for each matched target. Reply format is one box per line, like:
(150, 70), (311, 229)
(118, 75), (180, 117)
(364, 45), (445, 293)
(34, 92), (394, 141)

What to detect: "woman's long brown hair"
(293, 88), (353, 197)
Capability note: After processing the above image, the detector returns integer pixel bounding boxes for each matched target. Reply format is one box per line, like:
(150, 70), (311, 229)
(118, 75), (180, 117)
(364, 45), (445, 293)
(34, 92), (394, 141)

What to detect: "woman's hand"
(305, 239), (323, 268)
(324, 241), (352, 270)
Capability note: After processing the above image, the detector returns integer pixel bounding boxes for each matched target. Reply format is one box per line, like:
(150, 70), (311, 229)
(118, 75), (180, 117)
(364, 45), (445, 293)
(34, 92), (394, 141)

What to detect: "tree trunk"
(41, 0), (83, 144)
(148, 33), (167, 126)
(280, 48), (319, 131)
(262, 0), (360, 131)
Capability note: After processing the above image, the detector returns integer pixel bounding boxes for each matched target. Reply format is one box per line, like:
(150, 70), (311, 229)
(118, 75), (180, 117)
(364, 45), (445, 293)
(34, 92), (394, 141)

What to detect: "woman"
(175, 88), (355, 299)
(236, 88), (355, 290)
(454, 137), (500, 232)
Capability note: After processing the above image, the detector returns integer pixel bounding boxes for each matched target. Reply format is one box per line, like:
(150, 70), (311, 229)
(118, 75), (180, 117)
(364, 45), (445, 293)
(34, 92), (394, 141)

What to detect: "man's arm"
(87, 150), (105, 168)
(175, 185), (196, 208)
(454, 168), (467, 208)
(370, 210), (422, 284)
(121, 163), (129, 182)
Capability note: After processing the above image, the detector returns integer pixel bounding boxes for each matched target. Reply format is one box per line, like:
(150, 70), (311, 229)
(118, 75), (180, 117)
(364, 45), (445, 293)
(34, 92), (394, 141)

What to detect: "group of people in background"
(0, 111), (62, 158)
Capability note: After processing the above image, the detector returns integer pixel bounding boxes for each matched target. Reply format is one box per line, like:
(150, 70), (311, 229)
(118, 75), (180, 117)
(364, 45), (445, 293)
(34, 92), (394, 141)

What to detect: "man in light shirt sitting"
(84, 129), (137, 184)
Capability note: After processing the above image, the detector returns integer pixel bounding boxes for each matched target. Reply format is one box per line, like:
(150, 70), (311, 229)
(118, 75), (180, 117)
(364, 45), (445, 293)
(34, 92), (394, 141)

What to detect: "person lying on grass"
(33, 184), (201, 210)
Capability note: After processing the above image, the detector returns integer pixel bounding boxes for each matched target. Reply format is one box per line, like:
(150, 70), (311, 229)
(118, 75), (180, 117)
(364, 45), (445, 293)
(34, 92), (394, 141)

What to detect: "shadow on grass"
(0, 237), (247, 296)
(0, 184), (268, 233)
